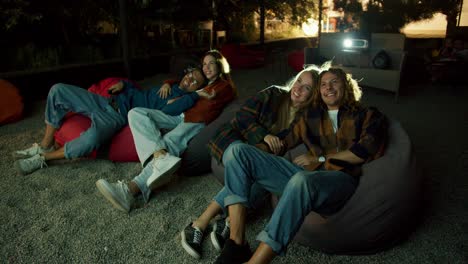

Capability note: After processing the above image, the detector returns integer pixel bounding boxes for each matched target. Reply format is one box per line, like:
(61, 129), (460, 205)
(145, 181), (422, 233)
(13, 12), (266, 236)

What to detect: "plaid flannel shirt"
(258, 105), (388, 177)
(208, 86), (297, 163)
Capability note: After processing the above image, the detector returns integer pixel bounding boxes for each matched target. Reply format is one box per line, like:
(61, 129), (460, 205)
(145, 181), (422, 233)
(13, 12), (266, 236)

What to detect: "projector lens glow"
(343, 39), (353, 48)
(342, 39), (369, 49)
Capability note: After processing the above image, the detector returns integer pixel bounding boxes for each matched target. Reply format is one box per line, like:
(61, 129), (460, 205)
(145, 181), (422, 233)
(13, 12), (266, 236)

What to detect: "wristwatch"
(318, 156), (326, 162)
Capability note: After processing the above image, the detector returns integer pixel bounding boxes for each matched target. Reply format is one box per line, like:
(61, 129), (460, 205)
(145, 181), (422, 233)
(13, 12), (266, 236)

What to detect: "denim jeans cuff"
(45, 119), (60, 129)
(63, 144), (72, 159)
(224, 194), (248, 208)
(256, 230), (286, 256)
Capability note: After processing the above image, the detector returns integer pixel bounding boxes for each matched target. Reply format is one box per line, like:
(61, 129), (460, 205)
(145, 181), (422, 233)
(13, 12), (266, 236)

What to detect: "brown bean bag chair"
(0, 79), (24, 125)
(211, 119), (421, 254)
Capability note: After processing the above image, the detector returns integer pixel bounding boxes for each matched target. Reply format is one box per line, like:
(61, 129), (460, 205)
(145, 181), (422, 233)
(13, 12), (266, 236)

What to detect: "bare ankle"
(231, 237), (244, 246)
(153, 149), (167, 159)
(128, 181), (141, 196)
(191, 220), (206, 231)
(40, 143), (51, 149)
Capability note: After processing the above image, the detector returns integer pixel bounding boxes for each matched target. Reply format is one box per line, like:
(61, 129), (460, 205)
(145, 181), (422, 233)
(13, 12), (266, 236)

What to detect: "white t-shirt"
(328, 110), (339, 133)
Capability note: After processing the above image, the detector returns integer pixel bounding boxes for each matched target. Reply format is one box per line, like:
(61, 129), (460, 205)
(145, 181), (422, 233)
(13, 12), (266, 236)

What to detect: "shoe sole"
(95, 180), (129, 213)
(147, 159), (182, 190)
(14, 159), (41, 175)
(210, 230), (223, 252)
(14, 160), (28, 176)
(180, 230), (201, 259)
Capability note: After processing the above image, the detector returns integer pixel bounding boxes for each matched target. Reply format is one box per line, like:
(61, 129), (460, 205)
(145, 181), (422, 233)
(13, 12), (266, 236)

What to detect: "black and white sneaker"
(211, 217), (230, 252)
(181, 223), (204, 259)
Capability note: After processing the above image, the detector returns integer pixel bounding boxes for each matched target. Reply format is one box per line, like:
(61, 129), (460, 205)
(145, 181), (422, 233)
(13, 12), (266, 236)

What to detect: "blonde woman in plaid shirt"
(180, 66), (321, 260)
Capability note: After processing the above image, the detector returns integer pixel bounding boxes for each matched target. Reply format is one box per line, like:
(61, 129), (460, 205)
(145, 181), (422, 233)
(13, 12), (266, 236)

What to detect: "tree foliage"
(211, 0), (316, 41)
(0, 0), (118, 45)
(335, 0), (461, 34)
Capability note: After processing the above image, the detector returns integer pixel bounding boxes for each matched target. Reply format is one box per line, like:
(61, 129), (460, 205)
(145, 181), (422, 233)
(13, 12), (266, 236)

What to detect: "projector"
(343, 39), (368, 51)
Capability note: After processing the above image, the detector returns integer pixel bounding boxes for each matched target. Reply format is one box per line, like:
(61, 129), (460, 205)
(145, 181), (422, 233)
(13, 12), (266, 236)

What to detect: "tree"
(0, 0), (118, 45)
(355, 0), (461, 35)
(214, 0), (317, 42)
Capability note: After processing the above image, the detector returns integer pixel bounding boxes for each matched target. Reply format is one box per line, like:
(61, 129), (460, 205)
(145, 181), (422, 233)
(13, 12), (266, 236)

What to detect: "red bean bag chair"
(108, 126), (139, 162)
(53, 78), (140, 161)
(54, 114), (98, 159)
(287, 50), (305, 72)
(52, 78), (240, 172)
(221, 44), (265, 69)
(0, 79), (24, 125)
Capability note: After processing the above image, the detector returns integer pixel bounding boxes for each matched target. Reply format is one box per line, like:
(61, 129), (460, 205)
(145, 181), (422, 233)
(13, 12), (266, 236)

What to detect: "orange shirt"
(184, 78), (235, 124)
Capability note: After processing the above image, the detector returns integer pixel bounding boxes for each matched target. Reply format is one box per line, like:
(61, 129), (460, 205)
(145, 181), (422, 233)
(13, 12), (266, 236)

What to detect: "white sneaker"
(13, 143), (53, 159)
(146, 154), (181, 190)
(96, 179), (135, 213)
(15, 154), (48, 175)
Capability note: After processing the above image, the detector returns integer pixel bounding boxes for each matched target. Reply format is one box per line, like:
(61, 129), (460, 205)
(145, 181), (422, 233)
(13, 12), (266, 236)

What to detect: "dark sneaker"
(211, 217), (230, 252)
(181, 223), (204, 259)
(214, 238), (252, 264)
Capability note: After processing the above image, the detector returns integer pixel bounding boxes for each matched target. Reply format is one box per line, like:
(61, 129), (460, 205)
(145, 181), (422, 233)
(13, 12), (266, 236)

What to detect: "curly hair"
(313, 68), (362, 111)
(202, 50), (236, 94)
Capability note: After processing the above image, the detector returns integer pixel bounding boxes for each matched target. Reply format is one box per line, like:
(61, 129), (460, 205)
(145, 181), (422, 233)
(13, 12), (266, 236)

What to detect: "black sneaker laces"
(193, 229), (203, 244)
(220, 221), (230, 238)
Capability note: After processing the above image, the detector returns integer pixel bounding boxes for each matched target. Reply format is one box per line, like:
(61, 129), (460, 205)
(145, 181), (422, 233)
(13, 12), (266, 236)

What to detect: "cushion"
(0, 79), (24, 125)
(108, 126), (139, 162)
(211, 119), (421, 254)
(180, 99), (245, 176)
(287, 50), (305, 72)
(54, 114), (97, 158)
(221, 44), (265, 69)
(54, 77), (136, 160)
(53, 94), (245, 169)
(54, 114), (137, 162)
(88, 77), (140, 98)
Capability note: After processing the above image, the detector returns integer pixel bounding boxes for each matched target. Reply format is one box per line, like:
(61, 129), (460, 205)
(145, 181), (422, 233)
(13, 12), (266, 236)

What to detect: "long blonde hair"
(282, 64), (325, 109)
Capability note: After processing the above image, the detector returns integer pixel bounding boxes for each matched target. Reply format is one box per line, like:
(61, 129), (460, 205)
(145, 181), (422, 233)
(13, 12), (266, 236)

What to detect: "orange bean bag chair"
(0, 79), (24, 125)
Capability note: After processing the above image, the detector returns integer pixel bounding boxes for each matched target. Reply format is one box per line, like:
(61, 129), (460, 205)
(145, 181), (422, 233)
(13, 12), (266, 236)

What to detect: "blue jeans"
(128, 107), (205, 202)
(223, 143), (357, 255)
(213, 142), (269, 215)
(45, 83), (126, 159)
